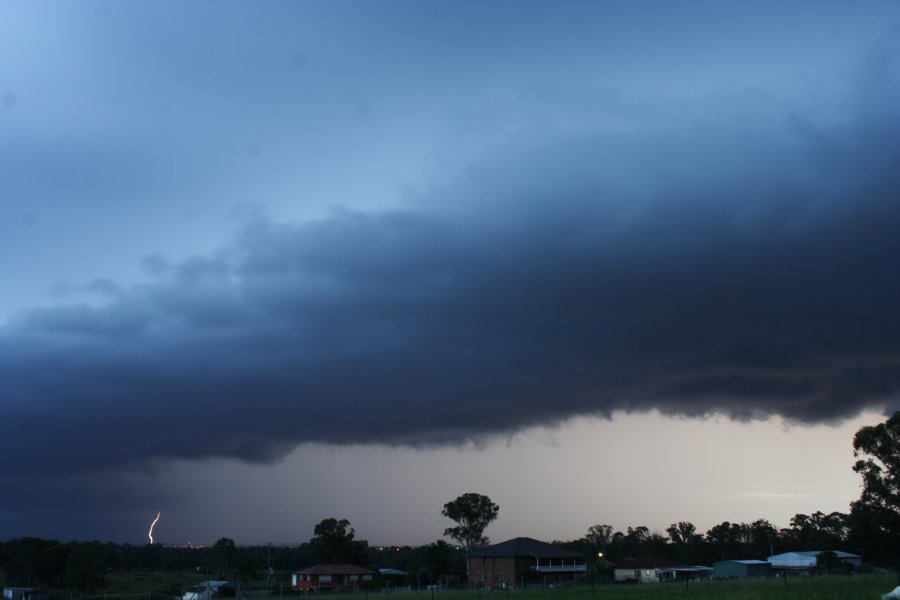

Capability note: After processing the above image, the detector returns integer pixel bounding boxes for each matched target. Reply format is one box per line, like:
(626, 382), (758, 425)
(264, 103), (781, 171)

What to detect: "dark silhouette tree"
(423, 540), (454, 582)
(667, 522), (703, 563)
(584, 524), (613, 555)
(849, 411), (900, 565)
(815, 549), (847, 574)
(2, 537), (57, 586)
(309, 518), (368, 564)
(706, 522), (749, 561)
(36, 543), (70, 587)
(65, 541), (106, 592)
(666, 522), (697, 546)
(785, 511), (847, 551)
(212, 537), (236, 579)
(441, 493), (499, 552)
(746, 519), (778, 558)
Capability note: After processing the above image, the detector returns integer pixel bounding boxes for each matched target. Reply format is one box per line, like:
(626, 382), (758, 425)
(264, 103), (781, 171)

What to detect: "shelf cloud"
(3, 30), (900, 483)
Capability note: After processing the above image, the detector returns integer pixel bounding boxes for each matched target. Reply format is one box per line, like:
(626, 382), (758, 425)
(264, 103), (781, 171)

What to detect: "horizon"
(3, 411), (880, 548)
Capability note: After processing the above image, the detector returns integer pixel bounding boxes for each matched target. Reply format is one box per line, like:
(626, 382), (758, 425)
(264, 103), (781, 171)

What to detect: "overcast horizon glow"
(1, 0), (899, 545)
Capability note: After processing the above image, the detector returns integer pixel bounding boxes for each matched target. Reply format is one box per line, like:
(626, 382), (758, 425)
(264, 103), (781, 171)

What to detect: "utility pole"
(267, 543), (272, 593)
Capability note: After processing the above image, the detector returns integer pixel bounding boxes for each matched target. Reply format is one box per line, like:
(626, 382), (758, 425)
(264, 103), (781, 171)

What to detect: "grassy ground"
(30, 573), (900, 600)
(389, 576), (897, 600)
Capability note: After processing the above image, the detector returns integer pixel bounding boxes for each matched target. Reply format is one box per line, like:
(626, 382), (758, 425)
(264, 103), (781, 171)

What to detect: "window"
(363, 575), (373, 581)
(319, 576), (332, 583)
(349, 576), (358, 582)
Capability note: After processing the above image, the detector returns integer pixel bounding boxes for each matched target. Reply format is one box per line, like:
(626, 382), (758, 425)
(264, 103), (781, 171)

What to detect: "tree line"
(556, 511), (853, 568)
(2, 411), (898, 591)
(0, 522), (465, 593)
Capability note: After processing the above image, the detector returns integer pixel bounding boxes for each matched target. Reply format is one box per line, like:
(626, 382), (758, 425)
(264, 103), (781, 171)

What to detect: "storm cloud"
(3, 27), (900, 488)
(3, 2), (900, 541)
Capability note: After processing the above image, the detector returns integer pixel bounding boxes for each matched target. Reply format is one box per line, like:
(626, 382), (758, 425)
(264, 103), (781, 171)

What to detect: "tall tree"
(706, 522), (748, 561)
(212, 538), (236, 579)
(849, 411), (900, 564)
(667, 522), (703, 564)
(666, 522), (697, 546)
(584, 524), (613, 555)
(441, 493), (499, 552)
(309, 518), (368, 564)
(747, 519), (778, 558)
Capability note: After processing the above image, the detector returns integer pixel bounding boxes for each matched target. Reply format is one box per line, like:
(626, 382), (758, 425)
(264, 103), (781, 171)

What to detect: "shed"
(713, 560), (771, 578)
(767, 550), (862, 572)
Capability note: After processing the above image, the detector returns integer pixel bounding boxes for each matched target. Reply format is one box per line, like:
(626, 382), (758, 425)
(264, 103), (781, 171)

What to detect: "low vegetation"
(3, 572), (898, 600)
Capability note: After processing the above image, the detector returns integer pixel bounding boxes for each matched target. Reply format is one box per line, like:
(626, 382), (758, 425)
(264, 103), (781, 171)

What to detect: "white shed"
(767, 551), (861, 570)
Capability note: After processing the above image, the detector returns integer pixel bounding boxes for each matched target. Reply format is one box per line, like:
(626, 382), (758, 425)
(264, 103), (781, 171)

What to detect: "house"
(291, 565), (376, 593)
(467, 537), (586, 589)
(658, 566), (714, 581)
(713, 560), (771, 578)
(613, 556), (682, 583)
(767, 551), (861, 573)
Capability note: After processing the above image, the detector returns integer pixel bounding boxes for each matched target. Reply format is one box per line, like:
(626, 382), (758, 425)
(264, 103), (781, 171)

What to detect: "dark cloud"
(3, 29), (900, 533)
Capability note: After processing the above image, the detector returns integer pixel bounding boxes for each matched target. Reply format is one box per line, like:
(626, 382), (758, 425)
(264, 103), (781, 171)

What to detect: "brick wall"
(468, 557), (517, 588)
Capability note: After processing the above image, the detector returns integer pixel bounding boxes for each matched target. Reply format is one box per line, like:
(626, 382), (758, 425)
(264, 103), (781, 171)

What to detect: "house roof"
(469, 537), (584, 559)
(294, 565), (377, 576)
(714, 560), (770, 565)
(614, 556), (682, 569)
(796, 550), (861, 559)
(767, 550), (861, 564)
(188, 581), (229, 590)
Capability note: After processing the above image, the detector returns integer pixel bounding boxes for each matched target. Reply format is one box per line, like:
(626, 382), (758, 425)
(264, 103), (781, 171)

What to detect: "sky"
(1, 0), (900, 547)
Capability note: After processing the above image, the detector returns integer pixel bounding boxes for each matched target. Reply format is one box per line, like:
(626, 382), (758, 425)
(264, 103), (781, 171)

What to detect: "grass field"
(79, 574), (900, 600)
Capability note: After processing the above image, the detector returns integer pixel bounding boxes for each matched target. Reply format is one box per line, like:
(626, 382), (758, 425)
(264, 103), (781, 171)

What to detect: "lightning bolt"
(148, 511), (161, 544)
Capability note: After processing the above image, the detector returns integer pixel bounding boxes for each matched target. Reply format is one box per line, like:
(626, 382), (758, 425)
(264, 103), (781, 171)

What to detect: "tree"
(212, 538), (236, 579)
(584, 524), (613, 554)
(423, 540), (454, 581)
(849, 411), (900, 565)
(36, 543), (70, 587)
(666, 522), (697, 546)
(441, 493), (499, 552)
(746, 519), (778, 558)
(309, 518), (368, 564)
(65, 541), (106, 592)
(706, 522), (748, 561)
(667, 522), (703, 564)
(3, 537), (57, 586)
(785, 512), (847, 551)
(815, 549), (846, 574)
